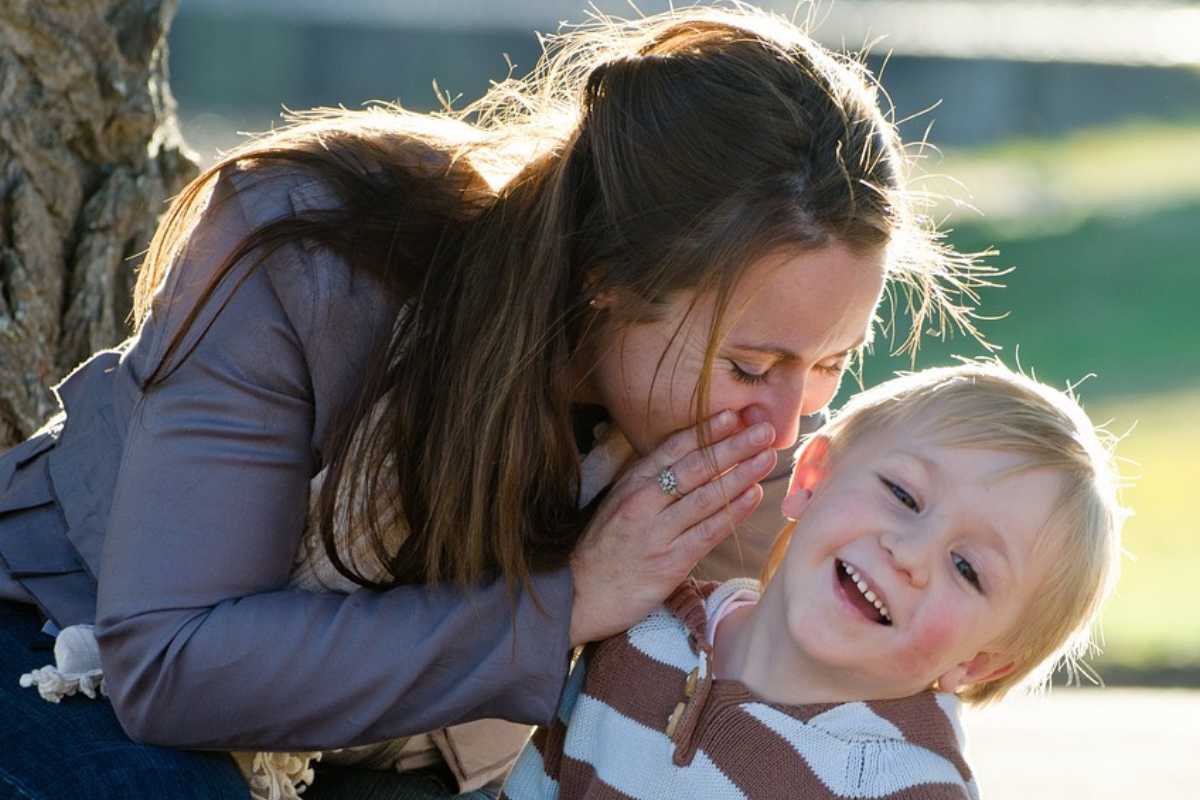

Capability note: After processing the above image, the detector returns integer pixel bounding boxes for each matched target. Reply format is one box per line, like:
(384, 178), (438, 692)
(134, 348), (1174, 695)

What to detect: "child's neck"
(712, 588), (885, 706)
(711, 600), (815, 704)
(710, 602), (759, 683)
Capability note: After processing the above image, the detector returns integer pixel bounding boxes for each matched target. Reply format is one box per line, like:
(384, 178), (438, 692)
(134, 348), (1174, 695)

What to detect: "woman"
(0, 6), (985, 799)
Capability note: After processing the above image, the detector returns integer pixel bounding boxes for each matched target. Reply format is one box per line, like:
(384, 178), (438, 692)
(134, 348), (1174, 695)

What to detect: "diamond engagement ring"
(657, 466), (681, 497)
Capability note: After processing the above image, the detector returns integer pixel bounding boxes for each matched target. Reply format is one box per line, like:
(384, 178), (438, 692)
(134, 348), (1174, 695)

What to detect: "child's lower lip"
(833, 560), (883, 625)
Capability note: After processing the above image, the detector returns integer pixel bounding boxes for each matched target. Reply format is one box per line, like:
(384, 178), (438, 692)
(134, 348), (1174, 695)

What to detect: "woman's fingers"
(674, 483), (765, 558)
(665, 421), (774, 496)
(567, 410), (778, 646)
(623, 417), (774, 520)
(645, 409), (742, 475)
(666, 446), (776, 534)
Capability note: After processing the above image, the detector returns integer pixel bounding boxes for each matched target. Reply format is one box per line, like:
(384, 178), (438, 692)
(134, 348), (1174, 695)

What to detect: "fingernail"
(717, 410), (736, 428)
(752, 450), (773, 467)
(749, 423), (772, 444)
(740, 405), (769, 427)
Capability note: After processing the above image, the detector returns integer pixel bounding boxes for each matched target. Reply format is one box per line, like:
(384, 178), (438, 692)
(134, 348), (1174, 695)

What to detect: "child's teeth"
(842, 560), (890, 622)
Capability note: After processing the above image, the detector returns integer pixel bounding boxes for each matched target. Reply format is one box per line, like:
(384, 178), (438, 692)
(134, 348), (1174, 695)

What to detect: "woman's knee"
(76, 747), (248, 800)
(0, 741), (247, 800)
(0, 675), (246, 800)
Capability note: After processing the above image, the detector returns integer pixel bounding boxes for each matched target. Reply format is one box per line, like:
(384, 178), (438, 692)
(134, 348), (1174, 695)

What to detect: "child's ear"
(936, 651), (1015, 694)
(781, 435), (831, 521)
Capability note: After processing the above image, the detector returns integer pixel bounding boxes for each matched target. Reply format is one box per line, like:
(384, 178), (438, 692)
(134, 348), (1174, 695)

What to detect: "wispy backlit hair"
(768, 361), (1125, 704)
(133, 3), (998, 596)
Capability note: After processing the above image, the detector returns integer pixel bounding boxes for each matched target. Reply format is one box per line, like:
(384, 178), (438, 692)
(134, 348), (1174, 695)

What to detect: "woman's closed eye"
(881, 477), (920, 512)
(815, 355), (848, 377)
(953, 553), (984, 593)
(729, 356), (846, 386)
(729, 360), (770, 385)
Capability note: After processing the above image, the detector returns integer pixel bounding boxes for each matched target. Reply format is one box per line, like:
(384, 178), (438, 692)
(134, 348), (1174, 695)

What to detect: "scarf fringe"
(18, 623), (106, 702)
(233, 751), (322, 800)
(18, 664), (105, 702)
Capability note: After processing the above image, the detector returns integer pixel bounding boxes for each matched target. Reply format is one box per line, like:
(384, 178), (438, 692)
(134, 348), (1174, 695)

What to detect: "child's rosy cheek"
(898, 618), (958, 673)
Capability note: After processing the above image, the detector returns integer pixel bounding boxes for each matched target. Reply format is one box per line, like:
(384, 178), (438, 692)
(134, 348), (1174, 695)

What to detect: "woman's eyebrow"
(729, 334), (869, 362)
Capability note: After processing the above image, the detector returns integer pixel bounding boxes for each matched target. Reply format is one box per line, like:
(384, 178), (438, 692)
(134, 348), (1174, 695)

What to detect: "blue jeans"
(0, 602), (494, 799)
(306, 765), (497, 800)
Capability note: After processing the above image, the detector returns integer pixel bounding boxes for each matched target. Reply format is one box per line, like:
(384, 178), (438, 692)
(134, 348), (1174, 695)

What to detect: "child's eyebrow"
(893, 450), (936, 485)
(976, 517), (1018, 585)
(729, 333), (870, 362)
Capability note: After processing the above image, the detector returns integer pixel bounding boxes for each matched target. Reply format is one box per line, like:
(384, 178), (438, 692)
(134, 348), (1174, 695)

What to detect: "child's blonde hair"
(763, 361), (1125, 705)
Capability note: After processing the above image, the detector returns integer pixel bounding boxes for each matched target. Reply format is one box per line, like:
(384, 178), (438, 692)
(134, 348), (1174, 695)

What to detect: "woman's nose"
(767, 376), (810, 450)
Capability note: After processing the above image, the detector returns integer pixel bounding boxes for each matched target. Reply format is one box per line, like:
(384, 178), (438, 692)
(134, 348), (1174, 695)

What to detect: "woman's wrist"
(567, 558), (595, 648)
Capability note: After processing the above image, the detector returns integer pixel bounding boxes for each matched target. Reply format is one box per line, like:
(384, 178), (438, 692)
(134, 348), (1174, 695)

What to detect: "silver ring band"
(657, 466), (681, 497)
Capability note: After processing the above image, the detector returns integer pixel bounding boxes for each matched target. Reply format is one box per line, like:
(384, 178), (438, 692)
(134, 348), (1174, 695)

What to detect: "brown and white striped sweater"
(501, 579), (980, 800)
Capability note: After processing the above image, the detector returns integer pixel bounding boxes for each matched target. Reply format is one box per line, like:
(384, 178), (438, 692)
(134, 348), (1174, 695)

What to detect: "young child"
(500, 362), (1124, 800)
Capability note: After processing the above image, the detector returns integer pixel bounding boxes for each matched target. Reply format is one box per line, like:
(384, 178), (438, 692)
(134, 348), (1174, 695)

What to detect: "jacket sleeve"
(94, 167), (573, 750)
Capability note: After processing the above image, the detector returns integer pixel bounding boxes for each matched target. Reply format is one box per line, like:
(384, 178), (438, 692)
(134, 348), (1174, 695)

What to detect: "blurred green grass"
(846, 121), (1200, 672)
(921, 120), (1200, 229)
(1091, 389), (1200, 668)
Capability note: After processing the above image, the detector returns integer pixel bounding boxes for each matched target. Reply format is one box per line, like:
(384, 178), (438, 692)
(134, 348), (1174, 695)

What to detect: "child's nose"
(880, 529), (930, 588)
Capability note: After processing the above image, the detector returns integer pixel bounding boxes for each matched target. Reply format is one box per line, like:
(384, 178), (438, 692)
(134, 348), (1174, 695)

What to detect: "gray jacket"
(0, 167), (573, 750)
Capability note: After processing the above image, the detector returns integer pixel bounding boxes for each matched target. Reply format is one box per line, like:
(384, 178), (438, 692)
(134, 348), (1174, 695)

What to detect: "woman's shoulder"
(227, 164), (394, 343)
(224, 161), (342, 223)
(130, 160), (395, 395)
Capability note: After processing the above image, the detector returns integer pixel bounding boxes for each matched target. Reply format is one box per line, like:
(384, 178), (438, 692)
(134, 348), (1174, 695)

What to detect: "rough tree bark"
(0, 0), (198, 448)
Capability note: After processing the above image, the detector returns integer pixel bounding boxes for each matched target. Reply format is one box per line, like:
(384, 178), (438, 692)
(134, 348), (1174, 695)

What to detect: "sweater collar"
(665, 578), (974, 782)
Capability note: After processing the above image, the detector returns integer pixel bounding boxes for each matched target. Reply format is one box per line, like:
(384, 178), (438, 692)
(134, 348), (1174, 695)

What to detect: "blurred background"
(166, 1), (1198, 793)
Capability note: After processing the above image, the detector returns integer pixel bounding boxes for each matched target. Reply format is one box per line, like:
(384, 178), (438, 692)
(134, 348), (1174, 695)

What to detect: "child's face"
(767, 412), (1062, 699)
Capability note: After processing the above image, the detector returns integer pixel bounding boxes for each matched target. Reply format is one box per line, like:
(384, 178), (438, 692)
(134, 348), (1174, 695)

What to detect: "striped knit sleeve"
(499, 650), (590, 799)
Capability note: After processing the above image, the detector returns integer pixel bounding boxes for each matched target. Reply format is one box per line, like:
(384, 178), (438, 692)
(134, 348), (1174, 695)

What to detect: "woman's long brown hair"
(132, 6), (994, 597)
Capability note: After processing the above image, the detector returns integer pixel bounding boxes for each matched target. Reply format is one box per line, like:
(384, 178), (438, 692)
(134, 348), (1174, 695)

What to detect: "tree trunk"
(0, 0), (198, 448)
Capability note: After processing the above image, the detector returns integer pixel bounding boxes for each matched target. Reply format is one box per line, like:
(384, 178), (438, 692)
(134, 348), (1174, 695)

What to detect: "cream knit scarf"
(19, 421), (634, 800)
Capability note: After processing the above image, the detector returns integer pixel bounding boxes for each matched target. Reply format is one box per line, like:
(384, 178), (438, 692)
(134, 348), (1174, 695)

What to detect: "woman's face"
(582, 241), (887, 455)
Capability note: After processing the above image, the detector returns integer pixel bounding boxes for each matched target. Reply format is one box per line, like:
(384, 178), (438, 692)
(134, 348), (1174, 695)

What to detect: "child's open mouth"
(835, 560), (892, 626)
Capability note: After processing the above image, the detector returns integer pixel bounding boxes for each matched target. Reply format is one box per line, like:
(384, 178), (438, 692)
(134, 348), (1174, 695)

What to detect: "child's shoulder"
(607, 577), (762, 665)
(661, 578), (719, 638)
(591, 578), (745, 670)
(589, 578), (764, 686)
(661, 577), (762, 639)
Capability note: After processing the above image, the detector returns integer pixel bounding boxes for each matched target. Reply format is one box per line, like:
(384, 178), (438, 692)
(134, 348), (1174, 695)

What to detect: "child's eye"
(729, 360), (769, 385)
(881, 477), (920, 512)
(953, 553), (984, 593)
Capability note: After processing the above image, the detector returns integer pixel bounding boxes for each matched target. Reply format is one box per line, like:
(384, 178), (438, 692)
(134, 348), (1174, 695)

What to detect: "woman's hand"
(568, 410), (777, 646)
